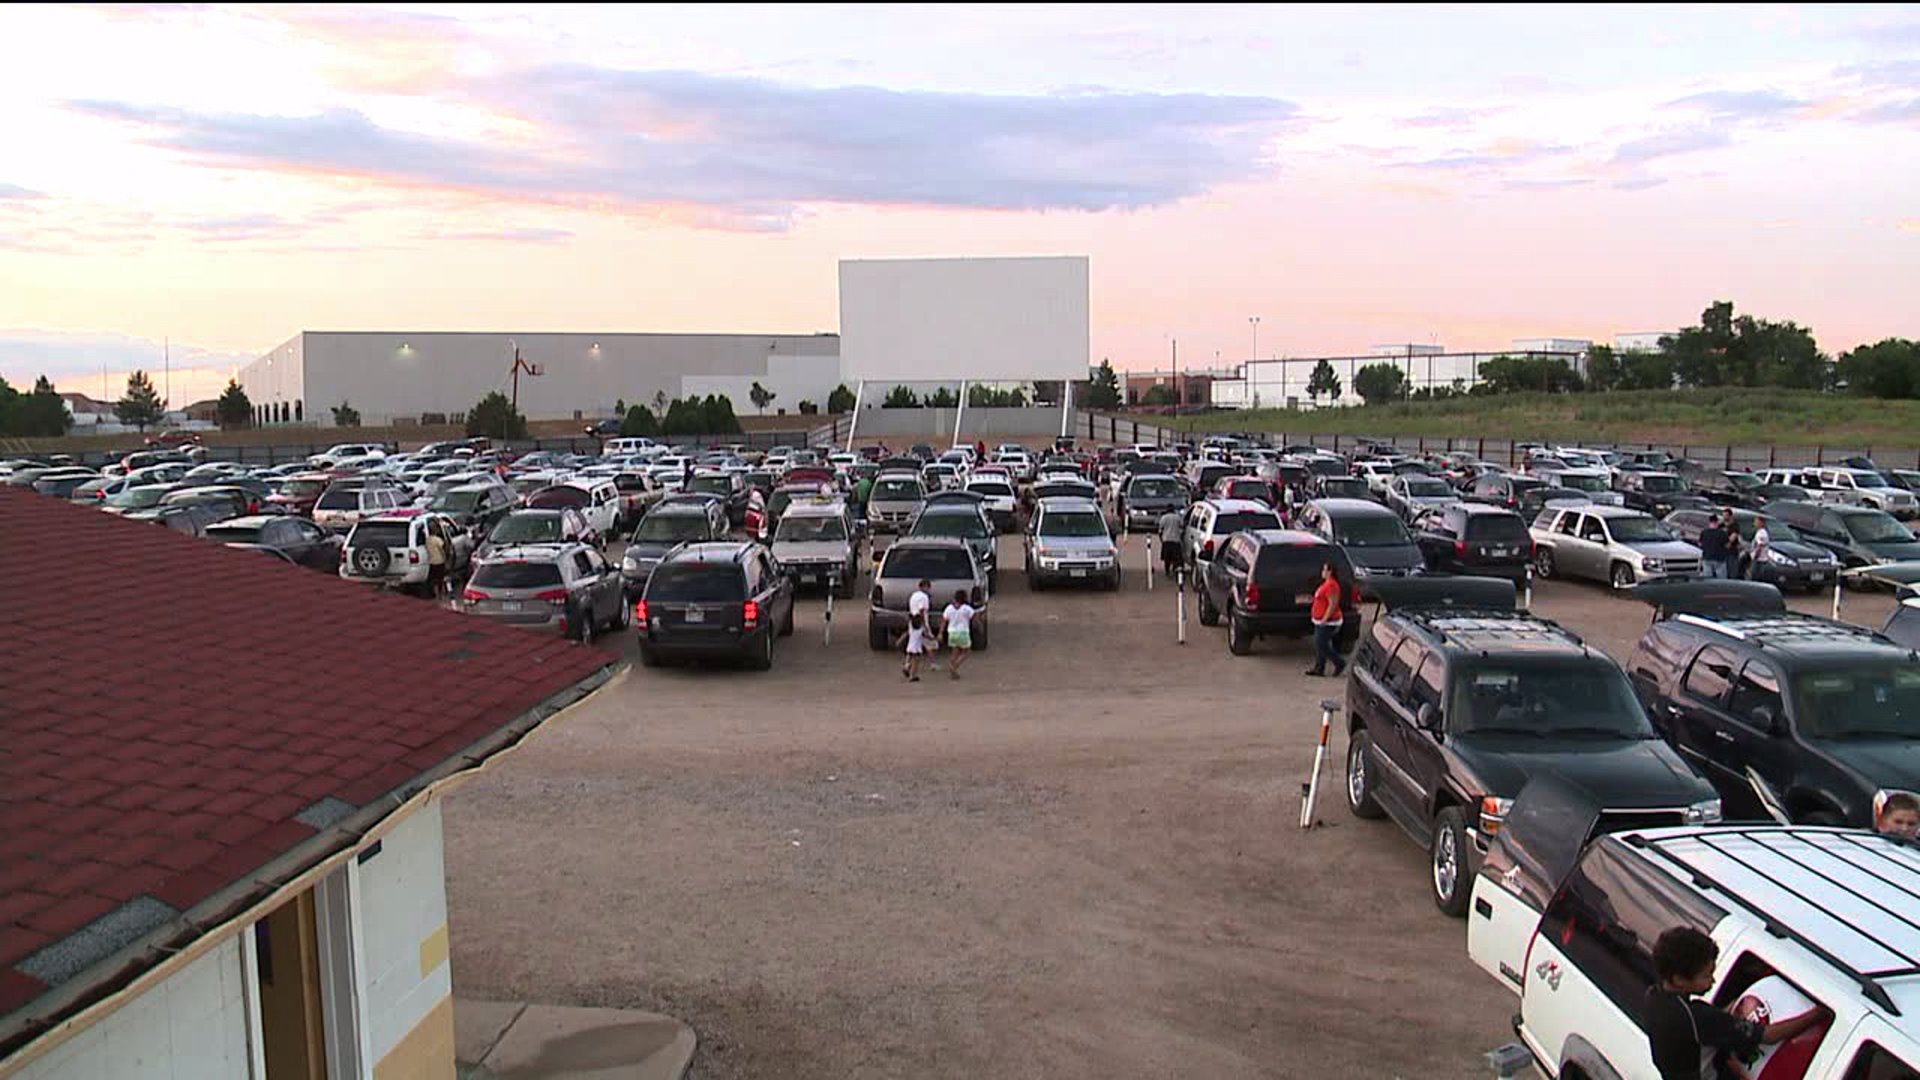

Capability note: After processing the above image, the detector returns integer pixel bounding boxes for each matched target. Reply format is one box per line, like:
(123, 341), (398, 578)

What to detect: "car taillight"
(409, 550), (421, 564)
(1455, 540), (1468, 557)
(1245, 581), (1261, 608)
(1201, 540), (1214, 558)
(743, 599), (760, 628)
(634, 599), (649, 624)
(461, 587), (489, 603)
(534, 588), (569, 605)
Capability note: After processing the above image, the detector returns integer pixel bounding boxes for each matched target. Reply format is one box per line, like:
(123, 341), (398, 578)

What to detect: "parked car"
(1116, 473), (1189, 533)
(684, 470), (750, 527)
(621, 501), (730, 600)
(1764, 499), (1920, 569)
(340, 510), (473, 591)
(205, 515), (344, 572)
(462, 542), (628, 640)
(770, 498), (862, 597)
(119, 486), (253, 534)
(1691, 468), (1768, 510)
(1464, 472), (1547, 512)
(1529, 504), (1702, 589)
(1293, 498), (1424, 581)
(31, 469), (103, 498)
(1344, 578), (1720, 915)
(1023, 496), (1120, 590)
(1383, 474), (1460, 523)
(527, 479), (621, 543)
(1663, 507), (1839, 591)
(1181, 498), (1284, 578)
(1526, 465), (1622, 507)
(477, 507), (594, 558)
(1811, 466), (1920, 519)
(1309, 475), (1371, 502)
(1466, 804), (1920, 1080)
(906, 499), (998, 592)
(1197, 529), (1357, 656)
(1613, 469), (1689, 519)
(1409, 504), (1532, 583)
(312, 481), (405, 533)
(1625, 579), (1920, 826)
(635, 541), (795, 669)
(610, 471), (663, 531)
(306, 443), (388, 470)
(1210, 475), (1280, 508)
(964, 477), (1019, 533)
(425, 482), (518, 538)
(866, 472), (928, 534)
(867, 537), (990, 650)
(66, 475), (137, 505)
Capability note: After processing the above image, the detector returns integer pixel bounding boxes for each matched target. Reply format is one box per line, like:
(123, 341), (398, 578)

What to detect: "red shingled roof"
(0, 486), (619, 1037)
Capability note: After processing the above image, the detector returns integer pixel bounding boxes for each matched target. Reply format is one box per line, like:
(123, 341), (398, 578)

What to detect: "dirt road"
(442, 535), (1896, 1079)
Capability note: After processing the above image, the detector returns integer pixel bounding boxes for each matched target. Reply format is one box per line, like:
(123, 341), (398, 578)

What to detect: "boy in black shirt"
(1644, 927), (1828, 1079)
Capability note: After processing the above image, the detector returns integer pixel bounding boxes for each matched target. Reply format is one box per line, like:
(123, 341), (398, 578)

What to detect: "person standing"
(1747, 517), (1772, 581)
(424, 520), (450, 600)
(1698, 513), (1730, 579)
(1157, 507), (1186, 579)
(853, 471), (874, 515)
(901, 610), (929, 682)
(1306, 561), (1348, 677)
(940, 589), (976, 680)
(1643, 927), (1827, 1080)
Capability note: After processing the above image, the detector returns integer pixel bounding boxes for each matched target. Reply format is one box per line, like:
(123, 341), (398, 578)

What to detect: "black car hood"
(1451, 735), (1714, 805)
(1816, 738), (1920, 791)
(1345, 543), (1423, 571)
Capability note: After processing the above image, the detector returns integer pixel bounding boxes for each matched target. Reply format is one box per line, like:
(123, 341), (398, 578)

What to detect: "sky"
(1, 3), (1917, 405)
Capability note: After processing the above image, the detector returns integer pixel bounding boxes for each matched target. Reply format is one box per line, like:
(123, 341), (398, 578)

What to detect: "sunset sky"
(2, 3), (1916, 405)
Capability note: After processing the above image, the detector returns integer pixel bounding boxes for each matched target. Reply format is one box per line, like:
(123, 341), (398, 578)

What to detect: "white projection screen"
(838, 256), (1089, 382)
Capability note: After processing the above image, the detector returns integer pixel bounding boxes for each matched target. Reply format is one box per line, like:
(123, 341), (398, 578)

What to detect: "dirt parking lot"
(441, 533), (1896, 1079)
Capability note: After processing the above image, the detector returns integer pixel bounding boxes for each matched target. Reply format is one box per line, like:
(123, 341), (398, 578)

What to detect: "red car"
(267, 472), (333, 516)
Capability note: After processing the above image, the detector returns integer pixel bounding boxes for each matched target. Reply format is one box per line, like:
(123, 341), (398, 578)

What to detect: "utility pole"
(1171, 337), (1179, 414)
(1249, 315), (1261, 367)
(509, 345), (543, 413)
(164, 337), (171, 408)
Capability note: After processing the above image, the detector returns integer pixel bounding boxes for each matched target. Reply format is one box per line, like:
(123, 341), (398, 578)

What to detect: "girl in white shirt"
(941, 590), (976, 680)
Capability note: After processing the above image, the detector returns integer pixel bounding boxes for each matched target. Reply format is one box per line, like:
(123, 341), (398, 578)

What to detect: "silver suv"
(1812, 466), (1920, 519)
(867, 537), (990, 650)
(1529, 504), (1701, 589)
(460, 542), (628, 640)
(1023, 496), (1120, 590)
(771, 498), (861, 597)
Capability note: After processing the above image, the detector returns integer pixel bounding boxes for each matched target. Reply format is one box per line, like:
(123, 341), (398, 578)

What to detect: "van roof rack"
(1625, 828), (1920, 1015)
(1398, 607), (1583, 648)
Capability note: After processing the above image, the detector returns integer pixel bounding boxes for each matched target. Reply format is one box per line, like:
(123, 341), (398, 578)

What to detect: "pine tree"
(116, 370), (166, 431)
(216, 379), (252, 429)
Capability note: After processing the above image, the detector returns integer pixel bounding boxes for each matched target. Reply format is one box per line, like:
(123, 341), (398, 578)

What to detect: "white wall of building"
(681, 353), (843, 415)
(1615, 331), (1669, 352)
(14, 936), (252, 1080)
(1511, 338), (1592, 353)
(356, 800), (452, 1075)
(839, 257), (1089, 383)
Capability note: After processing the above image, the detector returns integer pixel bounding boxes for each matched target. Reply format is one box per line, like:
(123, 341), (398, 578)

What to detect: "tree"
(797, 399), (819, 415)
(1030, 379), (1064, 405)
(216, 379), (252, 430)
(882, 385), (921, 408)
(923, 386), (956, 408)
(827, 384), (857, 413)
(331, 401), (362, 427)
(466, 391), (528, 440)
(614, 398), (626, 416)
(1661, 301), (1830, 389)
(3, 376), (73, 437)
(702, 393), (742, 434)
(115, 369), (166, 432)
(1584, 345), (1620, 392)
(1837, 339), (1920, 399)
(1352, 362), (1408, 406)
(1306, 358), (1341, 403)
(620, 404), (659, 437)
(1478, 355), (1583, 395)
(661, 397), (702, 435)
(1087, 360), (1122, 410)
(652, 389), (669, 414)
(748, 380), (776, 414)
(1141, 384), (1176, 406)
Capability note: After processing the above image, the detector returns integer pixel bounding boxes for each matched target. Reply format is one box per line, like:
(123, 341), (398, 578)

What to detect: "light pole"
(1249, 315), (1261, 365)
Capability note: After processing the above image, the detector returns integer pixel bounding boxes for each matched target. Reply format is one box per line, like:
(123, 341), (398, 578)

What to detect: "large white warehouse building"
(238, 331), (843, 428)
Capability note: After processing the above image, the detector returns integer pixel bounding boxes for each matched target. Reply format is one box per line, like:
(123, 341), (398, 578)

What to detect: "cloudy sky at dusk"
(1, 3), (1916, 403)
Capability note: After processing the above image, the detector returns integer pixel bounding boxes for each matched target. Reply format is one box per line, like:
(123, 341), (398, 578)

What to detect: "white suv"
(340, 511), (473, 589)
(1467, 802), (1920, 1080)
(1181, 498), (1282, 575)
(1813, 467), (1920, 520)
(312, 482), (405, 533)
(307, 443), (388, 469)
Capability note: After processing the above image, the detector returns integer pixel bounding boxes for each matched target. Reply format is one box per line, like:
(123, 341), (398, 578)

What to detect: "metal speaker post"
(1145, 536), (1155, 591)
(1523, 562), (1533, 612)
(824, 575), (836, 647)
(1177, 567), (1187, 644)
(1300, 700), (1341, 829)
(1832, 570), (1844, 622)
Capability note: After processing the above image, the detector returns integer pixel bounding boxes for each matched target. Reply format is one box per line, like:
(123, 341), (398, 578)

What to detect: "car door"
(1722, 659), (1793, 814)
(1572, 513), (1611, 580)
(569, 549), (601, 620)
(1415, 511), (1456, 571)
(761, 551), (793, 629)
(1369, 637), (1428, 816)
(1399, 651), (1453, 817)
(581, 547), (618, 622)
(1667, 644), (1741, 788)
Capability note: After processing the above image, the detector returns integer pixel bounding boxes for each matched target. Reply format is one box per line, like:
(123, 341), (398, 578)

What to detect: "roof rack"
(1673, 611), (1888, 648)
(1398, 607), (1583, 648)
(1625, 827), (1920, 1015)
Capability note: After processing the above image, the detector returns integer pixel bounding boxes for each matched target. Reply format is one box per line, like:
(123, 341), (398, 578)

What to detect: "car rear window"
(968, 482), (1014, 498)
(1465, 515), (1529, 542)
(429, 490), (483, 513)
(315, 488), (359, 510)
(1253, 544), (1345, 584)
(913, 512), (990, 540)
(489, 514), (565, 544)
(1040, 511), (1108, 537)
(471, 561), (564, 589)
(1224, 480), (1268, 499)
(689, 476), (732, 495)
(281, 479), (326, 498)
(881, 547), (974, 579)
(634, 514), (710, 542)
(205, 522), (263, 543)
(1210, 511), (1281, 536)
(350, 522), (411, 549)
(1331, 514), (1411, 547)
(529, 487), (589, 509)
(647, 564), (745, 602)
(1129, 478), (1182, 499)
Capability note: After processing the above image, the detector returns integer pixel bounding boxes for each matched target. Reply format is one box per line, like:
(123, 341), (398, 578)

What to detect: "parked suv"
(685, 470), (750, 527)
(771, 498), (861, 597)
(527, 479), (620, 544)
(425, 481), (517, 538)
(1812, 466), (1920, 519)
(477, 507), (593, 558)
(1181, 498), (1284, 578)
(341, 510), (473, 591)
(312, 480), (404, 533)
(1613, 469), (1689, 518)
(1410, 504), (1532, 582)
(964, 476), (1019, 533)
(1530, 504), (1702, 589)
(1765, 499), (1920, 568)
(1468, 807), (1920, 1080)
(1294, 498), (1424, 580)
(622, 502), (729, 600)
(1527, 465), (1622, 507)
(461, 542), (627, 640)
(1625, 580), (1920, 826)
(1117, 473), (1189, 533)
(1464, 473), (1546, 512)
(866, 472), (928, 534)
(906, 499), (999, 592)
(1663, 507), (1839, 591)
(1023, 496), (1120, 590)
(1197, 530), (1357, 656)
(634, 541), (795, 669)
(868, 538), (990, 650)
(1344, 579), (1720, 915)
(1383, 475), (1459, 523)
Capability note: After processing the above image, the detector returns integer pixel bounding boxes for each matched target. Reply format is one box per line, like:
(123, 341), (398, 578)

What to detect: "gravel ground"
(442, 533), (1897, 1079)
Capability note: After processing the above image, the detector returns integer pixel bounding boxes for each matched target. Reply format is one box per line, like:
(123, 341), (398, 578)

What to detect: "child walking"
(941, 589), (976, 680)
(901, 610), (929, 682)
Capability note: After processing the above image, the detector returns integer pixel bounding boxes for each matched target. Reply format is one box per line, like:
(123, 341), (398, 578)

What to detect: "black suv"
(1293, 498), (1424, 580)
(1196, 529), (1358, 656)
(1344, 578), (1721, 916)
(1463, 472), (1546, 512)
(1410, 504), (1532, 582)
(1613, 470), (1688, 518)
(635, 541), (796, 670)
(1624, 580), (1920, 827)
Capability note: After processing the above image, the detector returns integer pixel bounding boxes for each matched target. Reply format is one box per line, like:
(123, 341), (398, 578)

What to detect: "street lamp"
(1249, 316), (1261, 364)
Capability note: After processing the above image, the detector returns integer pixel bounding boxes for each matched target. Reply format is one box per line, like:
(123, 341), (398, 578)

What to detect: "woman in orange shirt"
(1306, 561), (1347, 677)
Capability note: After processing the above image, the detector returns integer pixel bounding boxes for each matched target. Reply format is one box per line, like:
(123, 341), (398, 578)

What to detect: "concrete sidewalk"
(455, 998), (696, 1080)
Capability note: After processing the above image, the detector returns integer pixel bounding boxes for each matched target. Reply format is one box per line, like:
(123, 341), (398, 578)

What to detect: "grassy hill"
(1163, 389), (1920, 449)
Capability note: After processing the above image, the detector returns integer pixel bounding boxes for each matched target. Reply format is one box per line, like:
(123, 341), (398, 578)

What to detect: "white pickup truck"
(1465, 777), (1920, 1080)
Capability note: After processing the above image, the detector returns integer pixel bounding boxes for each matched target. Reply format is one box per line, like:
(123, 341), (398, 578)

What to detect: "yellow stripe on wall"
(419, 924), (450, 978)
(373, 994), (455, 1080)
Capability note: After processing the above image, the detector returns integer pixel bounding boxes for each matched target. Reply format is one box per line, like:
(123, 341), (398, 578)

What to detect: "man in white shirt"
(908, 578), (937, 667)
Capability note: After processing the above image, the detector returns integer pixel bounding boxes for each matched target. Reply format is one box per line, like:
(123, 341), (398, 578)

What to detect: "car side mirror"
(1751, 705), (1785, 735)
(1417, 703), (1441, 732)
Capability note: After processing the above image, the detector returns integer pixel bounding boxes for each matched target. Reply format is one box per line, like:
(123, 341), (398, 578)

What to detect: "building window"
(294, 400), (303, 422)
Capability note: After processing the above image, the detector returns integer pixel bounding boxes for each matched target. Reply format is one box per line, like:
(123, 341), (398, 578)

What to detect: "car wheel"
(1346, 733), (1385, 819)
(749, 631), (774, 671)
(1431, 807), (1472, 917)
(1533, 548), (1555, 580)
(868, 620), (889, 651)
(779, 601), (795, 638)
(1106, 569), (1122, 591)
(613, 596), (631, 631)
(1610, 561), (1635, 590)
(638, 645), (660, 668)
(565, 602), (588, 642)
(1226, 611), (1252, 655)
(1197, 585), (1220, 626)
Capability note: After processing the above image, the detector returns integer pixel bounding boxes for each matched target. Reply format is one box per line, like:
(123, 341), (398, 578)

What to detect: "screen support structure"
(1060, 380), (1073, 437)
(952, 381), (969, 450)
(844, 380), (866, 452)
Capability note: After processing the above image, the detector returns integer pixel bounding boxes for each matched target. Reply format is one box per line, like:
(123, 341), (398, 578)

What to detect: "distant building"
(1614, 331), (1669, 353)
(183, 398), (220, 423)
(1370, 343), (1446, 357)
(1123, 367), (1234, 406)
(1511, 338), (1592, 355)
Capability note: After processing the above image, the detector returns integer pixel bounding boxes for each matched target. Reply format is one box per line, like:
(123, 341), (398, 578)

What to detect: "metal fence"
(49, 429), (817, 468)
(1076, 413), (1920, 473)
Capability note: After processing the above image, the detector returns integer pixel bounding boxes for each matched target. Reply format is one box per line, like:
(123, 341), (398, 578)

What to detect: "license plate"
(501, 601), (522, 613)
(1491, 547), (1512, 557)
(1070, 568), (1087, 578)
(685, 606), (705, 623)
(1809, 572), (1826, 582)
(801, 573), (817, 583)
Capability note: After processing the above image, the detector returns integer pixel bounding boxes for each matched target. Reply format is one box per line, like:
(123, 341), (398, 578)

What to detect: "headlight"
(1351, 564), (1376, 578)
(1478, 796), (1514, 834)
(1764, 549), (1793, 564)
(1684, 798), (1723, 825)
(1642, 557), (1665, 571)
(1876, 556), (1898, 565)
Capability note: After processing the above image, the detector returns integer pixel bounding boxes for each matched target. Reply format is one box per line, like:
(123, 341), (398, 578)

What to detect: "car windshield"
(1793, 663), (1920, 739)
(914, 512), (990, 540)
(471, 561), (563, 589)
(1844, 512), (1914, 543)
(968, 482), (1013, 498)
(1641, 475), (1682, 493)
(1608, 517), (1673, 542)
(281, 479), (327, 498)
(874, 479), (923, 500)
(1464, 515), (1530, 542)
(314, 488), (360, 510)
(430, 491), (484, 513)
(1130, 478), (1182, 499)
(690, 476), (732, 495)
(1306, 458), (1347, 476)
(646, 564), (744, 602)
(1558, 474), (1609, 493)
(777, 516), (846, 542)
(1212, 510), (1282, 536)
(1040, 511), (1108, 538)
(1728, 473), (1761, 491)
(1403, 479), (1451, 497)
(634, 515), (709, 542)
(881, 547), (974, 579)
(1449, 660), (1653, 738)
(1224, 480), (1268, 499)
(105, 486), (171, 509)
(489, 515), (564, 544)
(1331, 515), (1410, 547)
